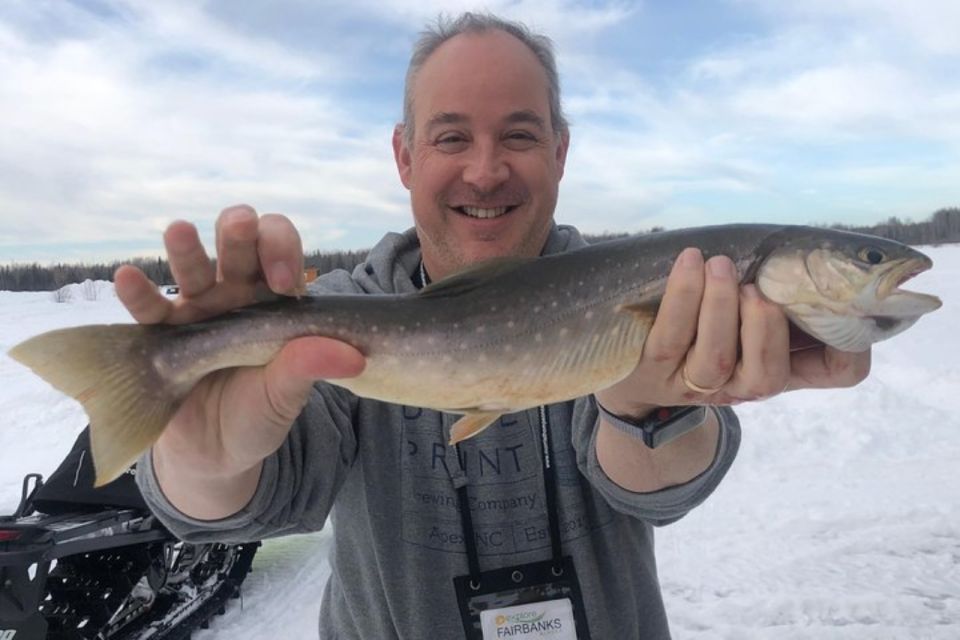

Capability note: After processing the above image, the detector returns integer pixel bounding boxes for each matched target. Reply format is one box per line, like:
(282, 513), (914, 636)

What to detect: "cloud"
(345, 0), (636, 40)
(129, 1), (332, 80)
(739, 0), (960, 56)
(0, 1), (407, 263)
(0, 1), (957, 265)
(548, 2), (960, 231)
(684, 8), (960, 143)
(0, 0), (644, 263)
(730, 64), (919, 132)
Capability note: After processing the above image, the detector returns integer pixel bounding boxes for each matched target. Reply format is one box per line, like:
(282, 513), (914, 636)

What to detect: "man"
(117, 13), (870, 639)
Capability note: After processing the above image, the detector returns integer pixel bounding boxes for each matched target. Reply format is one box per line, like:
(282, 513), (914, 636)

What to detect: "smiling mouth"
(453, 205), (518, 219)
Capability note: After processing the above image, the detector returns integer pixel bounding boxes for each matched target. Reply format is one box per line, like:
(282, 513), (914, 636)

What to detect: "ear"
(554, 129), (570, 182)
(392, 124), (413, 189)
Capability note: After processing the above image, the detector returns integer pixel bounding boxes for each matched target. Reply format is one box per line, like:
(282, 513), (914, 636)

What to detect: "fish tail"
(8, 324), (180, 487)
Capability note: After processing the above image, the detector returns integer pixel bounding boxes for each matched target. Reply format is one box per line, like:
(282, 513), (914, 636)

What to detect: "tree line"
(2, 207), (957, 292)
(826, 207), (960, 246)
(0, 249), (375, 293)
(0, 258), (173, 294)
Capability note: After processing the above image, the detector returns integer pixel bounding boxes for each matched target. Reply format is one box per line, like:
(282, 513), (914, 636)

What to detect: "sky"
(1, 0), (958, 264)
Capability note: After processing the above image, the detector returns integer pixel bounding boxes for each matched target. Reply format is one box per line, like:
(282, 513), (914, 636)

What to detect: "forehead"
(412, 30), (552, 127)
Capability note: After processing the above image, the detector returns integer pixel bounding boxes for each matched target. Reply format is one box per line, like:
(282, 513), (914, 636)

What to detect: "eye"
(858, 247), (886, 265)
(434, 133), (469, 152)
(503, 130), (539, 150)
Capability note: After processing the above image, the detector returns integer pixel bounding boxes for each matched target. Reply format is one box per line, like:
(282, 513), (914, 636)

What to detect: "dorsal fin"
(418, 257), (532, 298)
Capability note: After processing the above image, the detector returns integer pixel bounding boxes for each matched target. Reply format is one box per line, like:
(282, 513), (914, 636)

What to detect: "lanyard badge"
(451, 407), (592, 639)
(454, 555), (590, 639)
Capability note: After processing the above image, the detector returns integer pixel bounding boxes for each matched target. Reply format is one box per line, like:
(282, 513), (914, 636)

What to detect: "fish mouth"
(451, 205), (520, 220)
(875, 255), (942, 312)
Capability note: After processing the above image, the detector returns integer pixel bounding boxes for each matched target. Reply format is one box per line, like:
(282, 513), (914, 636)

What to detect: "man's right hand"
(114, 204), (365, 519)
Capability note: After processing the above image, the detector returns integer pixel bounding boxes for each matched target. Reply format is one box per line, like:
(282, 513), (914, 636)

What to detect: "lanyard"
(455, 406), (564, 586)
(416, 260), (564, 585)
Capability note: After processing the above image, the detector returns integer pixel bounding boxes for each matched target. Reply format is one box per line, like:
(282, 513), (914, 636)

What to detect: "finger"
(207, 337), (367, 472)
(262, 337), (366, 423)
(789, 346), (871, 391)
(215, 204), (262, 284)
(642, 247), (705, 367)
(114, 264), (173, 324)
(257, 214), (305, 294)
(730, 284), (790, 400)
(282, 336), (366, 380)
(164, 220), (216, 298)
(683, 255), (740, 391)
(789, 323), (824, 352)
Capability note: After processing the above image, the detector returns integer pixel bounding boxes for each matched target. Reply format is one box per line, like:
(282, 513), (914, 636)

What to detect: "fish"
(7, 224), (942, 486)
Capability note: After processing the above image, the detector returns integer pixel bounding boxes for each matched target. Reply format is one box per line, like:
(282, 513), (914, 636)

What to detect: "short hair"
(401, 12), (569, 147)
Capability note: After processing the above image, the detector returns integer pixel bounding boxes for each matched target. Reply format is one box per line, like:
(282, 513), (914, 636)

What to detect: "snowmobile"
(0, 427), (259, 639)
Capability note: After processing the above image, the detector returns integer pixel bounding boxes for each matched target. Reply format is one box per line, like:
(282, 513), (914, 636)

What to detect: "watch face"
(646, 406), (708, 448)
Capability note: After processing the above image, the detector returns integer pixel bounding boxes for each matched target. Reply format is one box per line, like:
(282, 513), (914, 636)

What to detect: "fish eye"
(858, 247), (886, 265)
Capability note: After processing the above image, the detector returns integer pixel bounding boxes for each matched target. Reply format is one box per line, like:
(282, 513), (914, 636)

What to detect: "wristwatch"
(595, 400), (709, 448)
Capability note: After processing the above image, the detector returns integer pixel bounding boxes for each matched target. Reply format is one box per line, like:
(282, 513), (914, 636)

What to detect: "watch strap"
(595, 400), (708, 448)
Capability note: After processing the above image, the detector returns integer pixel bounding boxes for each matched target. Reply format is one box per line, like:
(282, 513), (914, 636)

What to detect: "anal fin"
(449, 411), (503, 445)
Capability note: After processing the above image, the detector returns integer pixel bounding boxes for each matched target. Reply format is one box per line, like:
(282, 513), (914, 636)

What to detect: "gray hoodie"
(138, 223), (741, 639)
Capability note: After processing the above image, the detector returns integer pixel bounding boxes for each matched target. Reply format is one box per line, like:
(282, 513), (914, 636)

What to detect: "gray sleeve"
(136, 383), (358, 543)
(571, 398), (740, 526)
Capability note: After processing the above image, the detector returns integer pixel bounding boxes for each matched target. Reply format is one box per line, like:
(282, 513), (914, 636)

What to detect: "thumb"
(261, 336), (366, 422)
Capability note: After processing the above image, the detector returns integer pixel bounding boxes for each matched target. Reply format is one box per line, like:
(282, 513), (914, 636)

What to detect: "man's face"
(393, 29), (569, 281)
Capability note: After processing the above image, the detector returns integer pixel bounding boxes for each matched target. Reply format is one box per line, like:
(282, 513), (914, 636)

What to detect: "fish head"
(754, 229), (942, 352)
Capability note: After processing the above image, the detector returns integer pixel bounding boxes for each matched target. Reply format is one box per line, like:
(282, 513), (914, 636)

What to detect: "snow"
(52, 279), (119, 302)
(2, 251), (959, 639)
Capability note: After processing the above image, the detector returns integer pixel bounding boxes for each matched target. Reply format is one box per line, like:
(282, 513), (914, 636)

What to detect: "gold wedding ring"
(680, 363), (725, 395)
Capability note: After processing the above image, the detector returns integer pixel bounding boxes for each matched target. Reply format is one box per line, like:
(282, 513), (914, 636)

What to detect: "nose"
(461, 140), (510, 192)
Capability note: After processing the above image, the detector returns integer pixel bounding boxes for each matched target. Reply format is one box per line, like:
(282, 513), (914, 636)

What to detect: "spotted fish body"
(8, 224), (941, 485)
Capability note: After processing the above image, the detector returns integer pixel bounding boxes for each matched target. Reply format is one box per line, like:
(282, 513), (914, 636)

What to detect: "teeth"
(462, 206), (509, 219)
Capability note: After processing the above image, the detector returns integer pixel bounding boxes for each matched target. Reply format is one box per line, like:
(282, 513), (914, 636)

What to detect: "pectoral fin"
(616, 285), (662, 319)
(449, 411), (503, 445)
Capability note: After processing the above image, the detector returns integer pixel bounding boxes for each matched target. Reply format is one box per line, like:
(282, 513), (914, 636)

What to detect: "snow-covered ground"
(1, 248), (958, 639)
